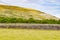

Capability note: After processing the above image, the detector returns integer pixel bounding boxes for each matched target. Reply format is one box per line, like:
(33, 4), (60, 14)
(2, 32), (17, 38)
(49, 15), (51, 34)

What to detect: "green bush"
(0, 17), (60, 24)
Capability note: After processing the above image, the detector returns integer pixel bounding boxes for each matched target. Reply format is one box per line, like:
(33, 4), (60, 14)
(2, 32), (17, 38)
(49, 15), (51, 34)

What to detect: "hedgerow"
(0, 17), (60, 24)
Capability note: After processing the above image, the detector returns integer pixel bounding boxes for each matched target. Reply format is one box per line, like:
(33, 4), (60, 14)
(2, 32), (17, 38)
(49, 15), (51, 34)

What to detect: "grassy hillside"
(0, 5), (59, 20)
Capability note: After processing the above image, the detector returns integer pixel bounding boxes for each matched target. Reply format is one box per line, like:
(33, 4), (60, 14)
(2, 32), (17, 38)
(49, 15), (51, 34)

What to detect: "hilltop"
(0, 5), (59, 20)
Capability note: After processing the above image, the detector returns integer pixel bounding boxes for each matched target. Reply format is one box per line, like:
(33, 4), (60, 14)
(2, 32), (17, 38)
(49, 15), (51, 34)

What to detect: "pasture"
(0, 28), (60, 40)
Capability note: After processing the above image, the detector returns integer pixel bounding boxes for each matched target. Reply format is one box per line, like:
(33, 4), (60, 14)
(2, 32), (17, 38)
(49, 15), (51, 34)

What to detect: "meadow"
(0, 28), (60, 40)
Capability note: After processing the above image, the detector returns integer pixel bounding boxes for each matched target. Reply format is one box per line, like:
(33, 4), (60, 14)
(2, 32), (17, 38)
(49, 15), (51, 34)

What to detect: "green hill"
(0, 5), (59, 20)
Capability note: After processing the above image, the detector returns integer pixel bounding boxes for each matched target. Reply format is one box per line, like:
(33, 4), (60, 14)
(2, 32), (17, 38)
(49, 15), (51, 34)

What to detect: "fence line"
(0, 23), (60, 30)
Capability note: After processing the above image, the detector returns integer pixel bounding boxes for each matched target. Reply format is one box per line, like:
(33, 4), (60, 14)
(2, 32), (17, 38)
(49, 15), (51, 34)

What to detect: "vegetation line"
(0, 17), (60, 24)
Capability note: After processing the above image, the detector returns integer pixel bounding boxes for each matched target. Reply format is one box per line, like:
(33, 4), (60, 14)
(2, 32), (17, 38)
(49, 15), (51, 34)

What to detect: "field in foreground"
(0, 29), (60, 40)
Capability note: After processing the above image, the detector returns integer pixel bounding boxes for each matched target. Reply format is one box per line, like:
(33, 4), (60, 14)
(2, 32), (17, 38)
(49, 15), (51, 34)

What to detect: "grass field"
(0, 28), (60, 40)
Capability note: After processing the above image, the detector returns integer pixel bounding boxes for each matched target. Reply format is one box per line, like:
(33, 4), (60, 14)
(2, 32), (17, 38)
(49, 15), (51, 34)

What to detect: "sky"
(0, 0), (60, 18)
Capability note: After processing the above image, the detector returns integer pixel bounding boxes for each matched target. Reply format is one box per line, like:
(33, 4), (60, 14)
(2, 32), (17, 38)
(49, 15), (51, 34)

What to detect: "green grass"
(0, 28), (60, 40)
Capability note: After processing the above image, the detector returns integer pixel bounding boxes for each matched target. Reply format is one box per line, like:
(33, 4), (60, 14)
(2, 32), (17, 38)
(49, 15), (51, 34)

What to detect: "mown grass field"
(0, 28), (60, 40)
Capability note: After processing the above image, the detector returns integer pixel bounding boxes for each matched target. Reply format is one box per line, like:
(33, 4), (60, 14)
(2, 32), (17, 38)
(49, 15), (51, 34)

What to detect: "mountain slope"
(0, 5), (59, 20)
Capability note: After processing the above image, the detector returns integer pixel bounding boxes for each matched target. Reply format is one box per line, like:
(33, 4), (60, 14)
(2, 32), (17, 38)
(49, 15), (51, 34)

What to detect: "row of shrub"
(0, 17), (60, 24)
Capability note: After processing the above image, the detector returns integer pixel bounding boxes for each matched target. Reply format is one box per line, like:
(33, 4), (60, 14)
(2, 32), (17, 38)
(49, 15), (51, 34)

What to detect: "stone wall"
(0, 23), (60, 30)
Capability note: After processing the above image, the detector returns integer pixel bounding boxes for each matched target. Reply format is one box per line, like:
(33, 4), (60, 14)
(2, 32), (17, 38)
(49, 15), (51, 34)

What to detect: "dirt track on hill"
(0, 23), (60, 30)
